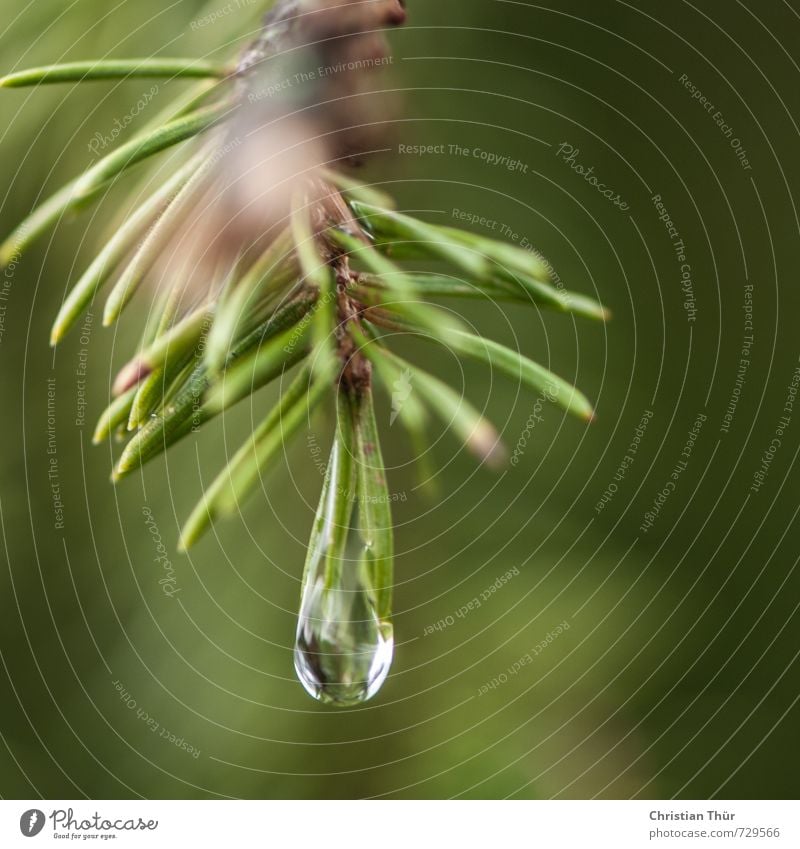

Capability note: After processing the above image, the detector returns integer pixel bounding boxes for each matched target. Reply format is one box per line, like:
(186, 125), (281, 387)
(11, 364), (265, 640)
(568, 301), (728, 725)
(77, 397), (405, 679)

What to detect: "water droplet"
(294, 557), (393, 707)
(294, 402), (394, 706)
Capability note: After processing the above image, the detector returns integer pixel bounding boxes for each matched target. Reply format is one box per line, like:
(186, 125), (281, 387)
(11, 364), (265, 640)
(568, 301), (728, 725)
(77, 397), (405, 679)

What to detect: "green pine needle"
(363, 311), (594, 422)
(320, 168), (396, 211)
(113, 301), (318, 479)
(350, 386), (394, 621)
(290, 192), (337, 368)
(0, 58), (232, 88)
(50, 150), (207, 345)
(204, 229), (298, 374)
(113, 304), (214, 395)
(350, 201), (491, 279)
(72, 100), (232, 202)
(203, 321), (313, 414)
(102, 151), (218, 326)
(92, 388), (137, 444)
(0, 177), (107, 268)
(178, 362), (330, 550)
(327, 227), (466, 342)
(357, 340), (506, 468)
(314, 390), (357, 588)
(127, 350), (197, 430)
(446, 329), (595, 421)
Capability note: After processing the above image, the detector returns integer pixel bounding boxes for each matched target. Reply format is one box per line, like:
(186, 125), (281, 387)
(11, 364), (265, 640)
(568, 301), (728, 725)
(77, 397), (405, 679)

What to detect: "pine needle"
(0, 58), (231, 88)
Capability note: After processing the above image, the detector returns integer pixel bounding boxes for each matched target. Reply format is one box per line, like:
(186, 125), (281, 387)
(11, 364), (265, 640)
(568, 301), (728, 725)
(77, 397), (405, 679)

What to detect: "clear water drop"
(294, 401), (394, 707)
(294, 557), (394, 707)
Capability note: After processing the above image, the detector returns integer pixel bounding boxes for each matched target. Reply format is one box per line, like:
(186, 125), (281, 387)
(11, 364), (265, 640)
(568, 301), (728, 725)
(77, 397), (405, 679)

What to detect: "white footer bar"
(2, 800), (797, 847)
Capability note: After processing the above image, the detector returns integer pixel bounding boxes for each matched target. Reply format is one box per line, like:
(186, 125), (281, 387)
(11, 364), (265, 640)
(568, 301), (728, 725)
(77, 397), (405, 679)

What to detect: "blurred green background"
(1, 0), (798, 799)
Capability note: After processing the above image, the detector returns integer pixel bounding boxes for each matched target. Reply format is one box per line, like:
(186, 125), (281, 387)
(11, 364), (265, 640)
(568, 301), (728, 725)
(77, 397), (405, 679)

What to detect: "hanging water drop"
(293, 385), (395, 706)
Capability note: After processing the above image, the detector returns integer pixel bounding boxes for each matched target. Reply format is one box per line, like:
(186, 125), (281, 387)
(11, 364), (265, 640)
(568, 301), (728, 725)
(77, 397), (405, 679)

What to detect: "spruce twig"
(1, 0), (607, 706)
